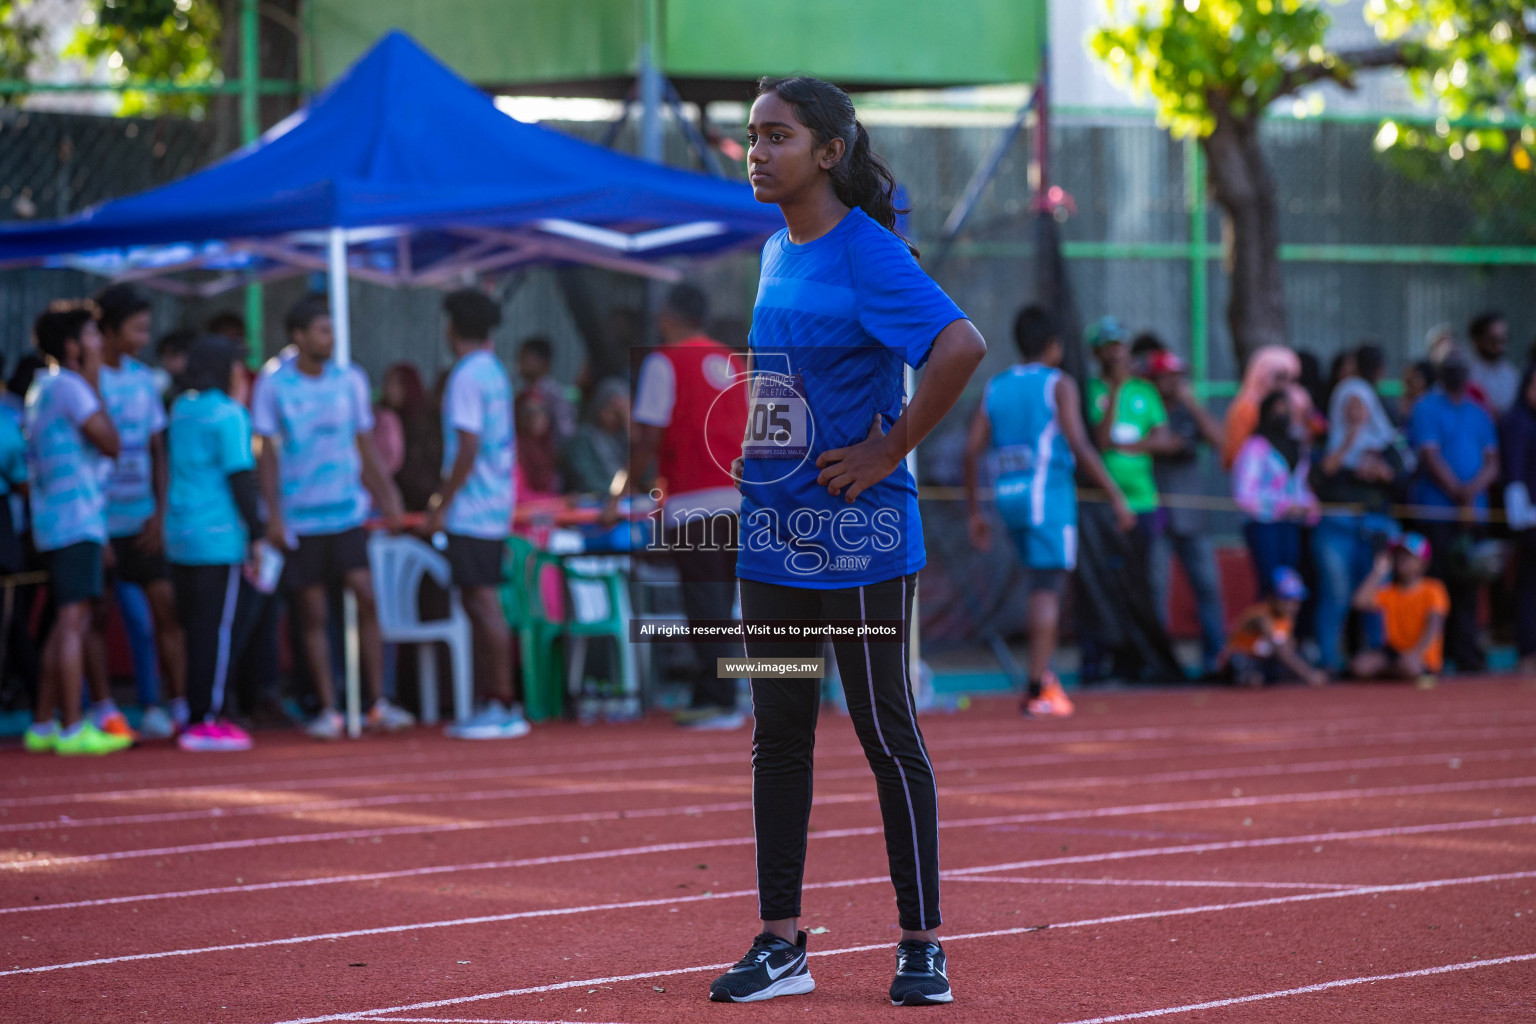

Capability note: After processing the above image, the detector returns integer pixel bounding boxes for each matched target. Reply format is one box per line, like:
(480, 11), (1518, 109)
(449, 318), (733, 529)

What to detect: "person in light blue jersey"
(423, 288), (527, 741)
(708, 76), (986, 1009)
(21, 303), (131, 757)
(91, 284), (185, 740)
(0, 375), (28, 575)
(253, 294), (413, 740)
(963, 305), (1135, 719)
(164, 335), (266, 751)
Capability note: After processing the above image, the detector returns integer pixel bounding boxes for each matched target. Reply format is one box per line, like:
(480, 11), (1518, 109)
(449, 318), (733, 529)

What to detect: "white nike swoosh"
(765, 955), (802, 981)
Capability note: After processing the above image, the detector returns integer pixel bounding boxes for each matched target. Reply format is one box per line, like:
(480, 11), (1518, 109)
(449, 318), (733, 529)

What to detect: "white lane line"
(252, 870), (1536, 1024)
(14, 706), (1511, 792)
(9, 742), (1527, 834)
(943, 813), (1536, 875)
(367, 1020), (638, 1024)
(10, 711), (1530, 811)
(31, 699), (1531, 794)
(947, 876), (1358, 891)
(8, 772), (1531, 872)
(1055, 953), (1536, 1024)
(6, 852), (1534, 979)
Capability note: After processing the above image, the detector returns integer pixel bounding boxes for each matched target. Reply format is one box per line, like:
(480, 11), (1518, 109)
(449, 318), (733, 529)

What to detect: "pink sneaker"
(213, 721), (254, 750)
(178, 721), (253, 752)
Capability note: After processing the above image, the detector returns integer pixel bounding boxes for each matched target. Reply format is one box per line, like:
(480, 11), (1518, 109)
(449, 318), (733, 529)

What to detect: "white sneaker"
(684, 711), (746, 731)
(304, 709), (345, 741)
(447, 701), (531, 740)
(137, 705), (176, 740)
(366, 698), (416, 732)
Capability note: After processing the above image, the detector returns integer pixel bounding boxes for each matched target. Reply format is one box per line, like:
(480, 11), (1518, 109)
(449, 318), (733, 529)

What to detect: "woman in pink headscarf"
(1222, 346), (1312, 470)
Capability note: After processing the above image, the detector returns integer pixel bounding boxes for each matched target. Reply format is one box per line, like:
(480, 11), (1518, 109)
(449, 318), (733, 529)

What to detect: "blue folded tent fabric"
(0, 31), (782, 275)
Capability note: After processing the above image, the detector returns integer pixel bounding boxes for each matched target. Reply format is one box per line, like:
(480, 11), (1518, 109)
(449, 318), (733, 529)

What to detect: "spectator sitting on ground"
(561, 376), (629, 495)
(1215, 567), (1326, 688)
(1349, 533), (1448, 684)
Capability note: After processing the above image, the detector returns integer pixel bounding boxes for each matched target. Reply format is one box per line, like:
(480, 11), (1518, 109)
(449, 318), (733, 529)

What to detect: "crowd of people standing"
(10, 285), (535, 755)
(6, 275), (1533, 754)
(967, 305), (1535, 708)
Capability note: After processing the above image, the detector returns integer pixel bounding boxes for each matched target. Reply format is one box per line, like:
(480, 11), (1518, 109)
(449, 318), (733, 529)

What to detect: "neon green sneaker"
(23, 725), (57, 754)
(55, 722), (133, 756)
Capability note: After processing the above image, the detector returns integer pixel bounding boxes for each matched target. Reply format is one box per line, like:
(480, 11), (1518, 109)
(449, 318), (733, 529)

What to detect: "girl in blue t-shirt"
(709, 76), (986, 1009)
(164, 336), (265, 752)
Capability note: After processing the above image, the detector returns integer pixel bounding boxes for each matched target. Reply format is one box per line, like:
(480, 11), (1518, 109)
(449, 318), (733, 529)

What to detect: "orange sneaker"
(96, 710), (137, 742)
(1026, 673), (1075, 718)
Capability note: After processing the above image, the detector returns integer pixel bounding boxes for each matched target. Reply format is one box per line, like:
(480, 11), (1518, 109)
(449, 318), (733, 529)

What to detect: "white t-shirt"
(443, 349), (515, 539)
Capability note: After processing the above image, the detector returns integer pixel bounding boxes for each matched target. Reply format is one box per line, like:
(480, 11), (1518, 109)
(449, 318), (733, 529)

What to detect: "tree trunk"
(1202, 112), (1288, 370)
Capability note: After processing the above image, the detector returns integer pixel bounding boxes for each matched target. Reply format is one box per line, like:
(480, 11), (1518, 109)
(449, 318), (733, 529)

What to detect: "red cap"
(1146, 351), (1188, 376)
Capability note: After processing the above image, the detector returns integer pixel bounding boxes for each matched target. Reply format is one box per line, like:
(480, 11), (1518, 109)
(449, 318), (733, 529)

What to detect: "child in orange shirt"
(1216, 567), (1327, 687)
(1350, 532), (1448, 682)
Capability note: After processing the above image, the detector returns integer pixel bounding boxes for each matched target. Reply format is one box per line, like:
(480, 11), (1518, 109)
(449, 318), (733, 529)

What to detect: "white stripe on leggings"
(208, 565), (240, 722)
(860, 584), (927, 931)
(898, 576), (942, 889)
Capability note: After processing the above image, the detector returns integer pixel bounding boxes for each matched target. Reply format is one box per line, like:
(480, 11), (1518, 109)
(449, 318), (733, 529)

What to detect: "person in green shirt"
(1085, 316), (1175, 529)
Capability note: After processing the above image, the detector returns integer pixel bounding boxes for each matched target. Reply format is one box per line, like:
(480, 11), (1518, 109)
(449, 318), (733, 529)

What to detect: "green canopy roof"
(308, 0), (1043, 100)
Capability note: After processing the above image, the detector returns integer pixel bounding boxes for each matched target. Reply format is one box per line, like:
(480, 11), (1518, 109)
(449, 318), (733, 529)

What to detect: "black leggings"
(739, 573), (940, 932)
(172, 564), (263, 724)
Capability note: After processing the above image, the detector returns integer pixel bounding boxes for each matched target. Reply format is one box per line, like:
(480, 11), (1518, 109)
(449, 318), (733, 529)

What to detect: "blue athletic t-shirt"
(25, 368), (109, 553)
(736, 207), (966, 590)
(165, 389), (256, 566)
(984, 363), (1076, 530)
(251, 360), (374, 537)
(99, 356), (168, 538)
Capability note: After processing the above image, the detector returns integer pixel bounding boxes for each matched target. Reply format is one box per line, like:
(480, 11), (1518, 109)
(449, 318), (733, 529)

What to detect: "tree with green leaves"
(1093, 0), (1536, 366)
(1, 0), (45, 100)
(69, 0), (226, 117)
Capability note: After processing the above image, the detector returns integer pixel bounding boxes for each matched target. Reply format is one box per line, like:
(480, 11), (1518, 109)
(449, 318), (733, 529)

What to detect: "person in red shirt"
(1350, 533), (1449, 683)
(626, 284), (749, 730)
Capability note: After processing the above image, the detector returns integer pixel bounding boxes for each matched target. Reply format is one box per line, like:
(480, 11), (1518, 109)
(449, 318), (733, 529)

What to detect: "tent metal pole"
(242, 0), (264, 366)
(638, 0), (664, 162)
(328, 225), (362, 739)
(328, 227), (352, 368)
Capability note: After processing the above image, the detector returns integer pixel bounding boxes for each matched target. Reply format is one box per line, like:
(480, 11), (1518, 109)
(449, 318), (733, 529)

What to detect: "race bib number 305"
(743, 374), (809, 460)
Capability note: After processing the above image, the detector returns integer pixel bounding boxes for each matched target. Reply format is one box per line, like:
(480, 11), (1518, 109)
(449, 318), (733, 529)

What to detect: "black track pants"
(172, 564), (262, 724)
(739, 573), (940, 932)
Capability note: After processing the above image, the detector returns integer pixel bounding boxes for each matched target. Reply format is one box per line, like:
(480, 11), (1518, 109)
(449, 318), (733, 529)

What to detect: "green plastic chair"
(501, 535), (566, 722)
(558, 555), (640, 720)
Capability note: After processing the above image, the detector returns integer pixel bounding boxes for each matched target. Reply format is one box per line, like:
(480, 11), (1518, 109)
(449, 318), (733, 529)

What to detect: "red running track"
(3, 678), (1535, 1023)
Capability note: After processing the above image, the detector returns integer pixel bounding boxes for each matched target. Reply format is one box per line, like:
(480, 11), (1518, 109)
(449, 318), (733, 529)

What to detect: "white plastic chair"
(367, 533), (473, 725)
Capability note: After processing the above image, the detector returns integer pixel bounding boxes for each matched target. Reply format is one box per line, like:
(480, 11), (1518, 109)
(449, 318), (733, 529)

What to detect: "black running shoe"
(708, 930), (815, 1003)
(890, 939), (952, 1006)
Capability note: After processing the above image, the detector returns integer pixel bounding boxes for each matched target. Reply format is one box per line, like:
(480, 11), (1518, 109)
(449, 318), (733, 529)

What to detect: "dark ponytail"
(756, 75), (916, 257)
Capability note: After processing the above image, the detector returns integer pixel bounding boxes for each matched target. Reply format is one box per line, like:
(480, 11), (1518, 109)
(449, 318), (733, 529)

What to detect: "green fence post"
(1186, 137), (1209, 397)
(241, 0), (264, 365)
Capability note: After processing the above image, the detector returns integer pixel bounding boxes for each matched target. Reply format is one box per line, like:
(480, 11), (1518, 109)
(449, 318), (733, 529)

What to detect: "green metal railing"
(1, 0), (293, 357)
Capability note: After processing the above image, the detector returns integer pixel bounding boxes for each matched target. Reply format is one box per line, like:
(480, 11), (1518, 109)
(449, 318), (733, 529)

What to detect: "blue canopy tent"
(0, 31), (784, 735)
(0, 30), (782, 365)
